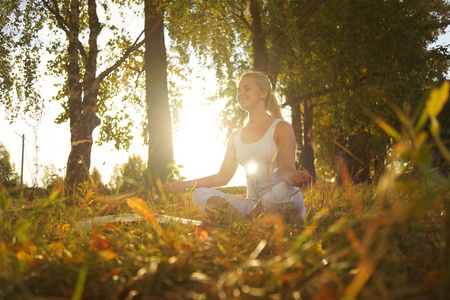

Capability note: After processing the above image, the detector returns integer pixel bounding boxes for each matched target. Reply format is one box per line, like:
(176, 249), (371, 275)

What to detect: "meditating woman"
(163, 71), (312, 222)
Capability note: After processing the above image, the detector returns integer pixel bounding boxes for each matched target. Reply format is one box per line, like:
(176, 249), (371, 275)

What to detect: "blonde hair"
(239, 71), (283, 119)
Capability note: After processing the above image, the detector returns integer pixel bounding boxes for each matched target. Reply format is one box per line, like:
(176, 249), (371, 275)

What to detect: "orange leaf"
(126, 197), (164, 237)
(91, 226), (114, 252)
(194, 226), (209, 241)
(16, 244), (37, 261)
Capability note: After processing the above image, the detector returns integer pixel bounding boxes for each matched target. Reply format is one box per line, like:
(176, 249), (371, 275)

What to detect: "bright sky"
(1, 27), (449, 188)
(0, 68), (247, 188)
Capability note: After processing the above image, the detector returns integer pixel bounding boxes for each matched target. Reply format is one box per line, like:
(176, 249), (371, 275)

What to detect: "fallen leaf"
(16, 244), (37, 261)
(126, 197), (164, 237)
(91, 226), (114, 252)
(47, 242), (66, 258)
(194, 225), (209, 241)
(98, 249), (118, 261)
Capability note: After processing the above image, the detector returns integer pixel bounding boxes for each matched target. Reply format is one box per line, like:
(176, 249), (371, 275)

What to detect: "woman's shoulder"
(274, 119), (294, 140)
(274, 119), (292, 130)
(227, 130), (240, 144)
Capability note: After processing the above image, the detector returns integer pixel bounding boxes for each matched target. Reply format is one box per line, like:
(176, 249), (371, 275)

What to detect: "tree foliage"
(0, 143), (19, 188)
(168, 0), (450, 182)
(0, 0), (150, 196)
(122, 154), (145, 192)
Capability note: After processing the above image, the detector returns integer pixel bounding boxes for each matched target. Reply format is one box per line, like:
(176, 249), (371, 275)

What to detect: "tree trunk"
(292, 103), (303, 164)
(349, 132), (371, 183)
(54, 0), (143, 196)
(145, 0), (173, 185)
(299, 98), (316, 179)
(266, 12), (284, 88)
(65, 0), (100, 195)
(249, 0), (268, 73)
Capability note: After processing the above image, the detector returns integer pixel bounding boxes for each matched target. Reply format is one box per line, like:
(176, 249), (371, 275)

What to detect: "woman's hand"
(163, 181), (189, 194)
(287, 170), (312, 187)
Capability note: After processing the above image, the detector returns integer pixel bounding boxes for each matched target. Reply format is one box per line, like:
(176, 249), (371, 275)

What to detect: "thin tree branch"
(282, 86), (336, 108)
(294, 0), (327, 29)
(42, 0), (88, 62)
(282, 75), (371, 108)
(95, 24), (152, 85)
(42, 0), (69, 35)
(225, 2), (251, 30)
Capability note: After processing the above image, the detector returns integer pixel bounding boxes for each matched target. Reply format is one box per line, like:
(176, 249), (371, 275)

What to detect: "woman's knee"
(192, 187), (215, 209)
(205, 196), (227, 211)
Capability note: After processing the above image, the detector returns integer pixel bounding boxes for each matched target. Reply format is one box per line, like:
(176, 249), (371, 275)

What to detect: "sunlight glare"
(244, 159), (258, 175)
(173, 100), (223, 179)
(173, 86), (247, 186)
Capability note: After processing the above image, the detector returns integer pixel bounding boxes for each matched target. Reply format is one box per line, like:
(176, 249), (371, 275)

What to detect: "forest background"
(1, 0), (449, 195)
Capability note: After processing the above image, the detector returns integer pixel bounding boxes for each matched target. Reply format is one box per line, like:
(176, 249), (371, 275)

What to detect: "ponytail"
(239, 71), (283, 119)
(266, 92), (283, 119)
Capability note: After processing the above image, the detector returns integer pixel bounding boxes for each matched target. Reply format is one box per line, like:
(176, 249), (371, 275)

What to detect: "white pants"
(192, 181), (306, 219)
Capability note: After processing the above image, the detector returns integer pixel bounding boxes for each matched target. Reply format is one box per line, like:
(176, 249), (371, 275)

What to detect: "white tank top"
(234, 119), (283, 199)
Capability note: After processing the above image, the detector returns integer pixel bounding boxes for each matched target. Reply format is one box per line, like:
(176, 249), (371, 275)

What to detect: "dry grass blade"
(126, 197), (164, 237)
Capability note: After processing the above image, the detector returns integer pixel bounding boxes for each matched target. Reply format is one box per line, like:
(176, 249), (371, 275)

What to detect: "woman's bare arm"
(275, 121), (312, 186)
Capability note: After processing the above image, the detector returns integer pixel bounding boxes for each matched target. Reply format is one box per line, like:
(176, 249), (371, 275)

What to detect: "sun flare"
(173, 102), (246, 186)
(173, 104), (224, 177)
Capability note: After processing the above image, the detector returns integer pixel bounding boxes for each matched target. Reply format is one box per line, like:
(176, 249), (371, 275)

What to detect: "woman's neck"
(247, 109), (273, 126)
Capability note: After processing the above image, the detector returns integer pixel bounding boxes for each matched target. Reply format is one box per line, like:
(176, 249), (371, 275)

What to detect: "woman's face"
(237, 76), (268, 111)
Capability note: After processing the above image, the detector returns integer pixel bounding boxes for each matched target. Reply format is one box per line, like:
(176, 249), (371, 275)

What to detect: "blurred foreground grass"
(0, 82), (449, 299)
(0, 179), (448, 300)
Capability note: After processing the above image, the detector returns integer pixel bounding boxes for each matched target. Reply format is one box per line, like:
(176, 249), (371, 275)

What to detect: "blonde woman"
(164, 71), (311, 222)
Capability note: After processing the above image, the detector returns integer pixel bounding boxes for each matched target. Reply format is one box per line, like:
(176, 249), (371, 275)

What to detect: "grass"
(0, 176), (448, 300)
(1, 82), (448, 299)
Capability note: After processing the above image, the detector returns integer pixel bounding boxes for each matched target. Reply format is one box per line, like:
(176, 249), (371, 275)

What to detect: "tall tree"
(122, 154), (145, 192)
(1, 1), (148, 197)
(0, 143), (20, 188)
(145, 0), (173, 184)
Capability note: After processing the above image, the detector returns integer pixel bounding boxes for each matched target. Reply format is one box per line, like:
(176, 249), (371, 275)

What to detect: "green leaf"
(373, 117), (401, 141)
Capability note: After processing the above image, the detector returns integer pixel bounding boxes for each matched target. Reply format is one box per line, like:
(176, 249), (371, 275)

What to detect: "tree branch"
(95, 25), (149, 85)
(42, 0), (69, 35)
(42, 0), (88, 62)
(282, 75), (371, 108)
(225, 2), (251, 30)
(282, 86), (336, 108)
(294, 0), (327, 29)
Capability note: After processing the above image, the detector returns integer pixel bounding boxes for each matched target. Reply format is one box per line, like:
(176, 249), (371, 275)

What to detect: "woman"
(164, 71), (311, 222)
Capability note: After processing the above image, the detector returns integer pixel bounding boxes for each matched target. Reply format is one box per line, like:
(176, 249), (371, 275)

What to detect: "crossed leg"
(205, 196), (243, 223)
(205, 196), (266, 223)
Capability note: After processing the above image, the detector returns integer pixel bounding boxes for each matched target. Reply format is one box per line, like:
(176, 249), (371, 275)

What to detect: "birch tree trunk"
(65, 0), (101, 195)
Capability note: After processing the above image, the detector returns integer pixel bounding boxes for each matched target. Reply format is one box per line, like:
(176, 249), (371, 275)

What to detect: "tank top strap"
(270, 118), (283, 134)
(234, 118), (283, 146)
(264, 118), (283, 141)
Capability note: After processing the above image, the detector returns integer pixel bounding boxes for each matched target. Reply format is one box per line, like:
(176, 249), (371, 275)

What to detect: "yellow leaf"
(58, 224), (71, 232)
(126, 197), (164, 237)
(47, 242), (66, 257)
(16, 250), (33, 261)
(373, 117), (400, 141)
(98, 250), (118, 261)
(426, 81), (449, 117)
(415, 131), (429, 150)
(16, 244), (36, 261)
